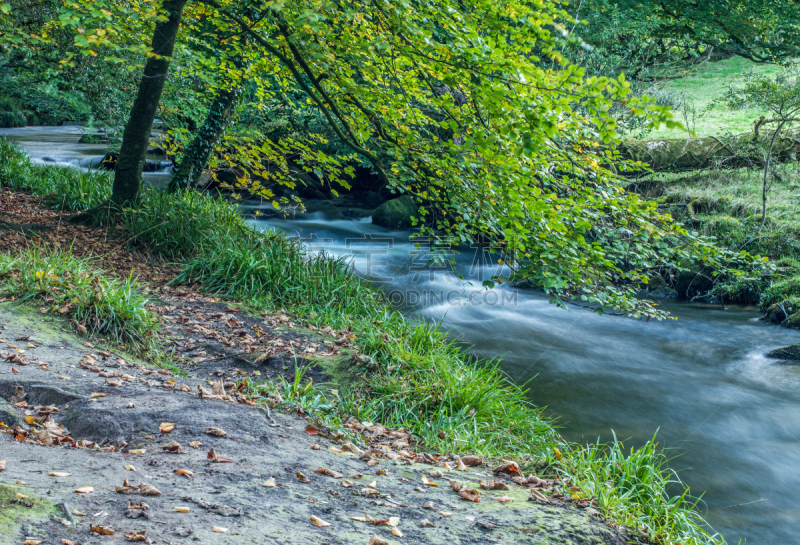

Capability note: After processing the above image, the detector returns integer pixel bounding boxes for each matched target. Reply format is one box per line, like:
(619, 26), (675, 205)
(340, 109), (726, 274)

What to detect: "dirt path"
(0, 299), (631, 545)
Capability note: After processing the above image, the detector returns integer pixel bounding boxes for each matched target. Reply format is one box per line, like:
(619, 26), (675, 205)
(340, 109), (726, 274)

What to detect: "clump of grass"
(0, 247), (156, 346)
(563, 432), (720, 545)
(0, 137), (112, 211)
(120, 189), (245, 257)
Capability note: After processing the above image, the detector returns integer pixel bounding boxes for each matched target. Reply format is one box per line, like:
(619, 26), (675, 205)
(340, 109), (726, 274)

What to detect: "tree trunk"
(618, 129), (800, 173)
(168, 85), (239, 192)
(111, 0), (188, 206)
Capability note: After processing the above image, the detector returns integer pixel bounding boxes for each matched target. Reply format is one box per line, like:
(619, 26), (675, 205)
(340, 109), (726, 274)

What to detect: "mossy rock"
(372, 195), (418, 229)
(785, 312), (800, 330)
(675, 270), (714, 299)
(767, 343), (800, 359)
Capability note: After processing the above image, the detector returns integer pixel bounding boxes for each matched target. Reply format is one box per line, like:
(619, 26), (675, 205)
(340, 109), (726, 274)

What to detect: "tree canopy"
(1, 0), (766, 317)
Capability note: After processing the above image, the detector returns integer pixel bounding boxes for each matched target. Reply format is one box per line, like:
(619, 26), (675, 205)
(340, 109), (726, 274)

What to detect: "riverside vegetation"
(0, 139), (721, 544)
(3, 0), (800, 542)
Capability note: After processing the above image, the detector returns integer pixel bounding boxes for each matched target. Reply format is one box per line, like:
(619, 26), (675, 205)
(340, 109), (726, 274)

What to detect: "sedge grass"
(0, 247), (156, 346)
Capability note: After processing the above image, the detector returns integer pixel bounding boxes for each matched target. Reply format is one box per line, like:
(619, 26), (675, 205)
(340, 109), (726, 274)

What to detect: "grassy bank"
(631, 55), (800, 315)
(644, 56), (779, 139)
(0, 138), (722, 545)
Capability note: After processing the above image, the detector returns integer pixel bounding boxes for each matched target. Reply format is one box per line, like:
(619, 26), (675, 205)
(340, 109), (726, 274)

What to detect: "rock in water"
(372, 195), (418, 229)
(767, 343), (800, 360)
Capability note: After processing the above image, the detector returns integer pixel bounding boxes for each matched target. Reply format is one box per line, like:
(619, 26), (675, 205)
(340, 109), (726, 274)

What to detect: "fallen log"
(618, 129), (800, 172)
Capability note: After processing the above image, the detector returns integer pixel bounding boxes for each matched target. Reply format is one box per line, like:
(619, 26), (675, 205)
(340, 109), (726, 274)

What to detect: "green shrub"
(0, 98), (27, 128)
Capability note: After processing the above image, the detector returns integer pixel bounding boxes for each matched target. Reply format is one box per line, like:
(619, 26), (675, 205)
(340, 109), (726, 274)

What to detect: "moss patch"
(371, 195), (418, 229)
(0, 484), (56, 545)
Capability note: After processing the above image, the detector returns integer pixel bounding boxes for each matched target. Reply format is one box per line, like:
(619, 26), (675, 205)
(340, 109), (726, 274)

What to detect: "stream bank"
(5, 126), (800, 543)
(1, 301), (626, 545)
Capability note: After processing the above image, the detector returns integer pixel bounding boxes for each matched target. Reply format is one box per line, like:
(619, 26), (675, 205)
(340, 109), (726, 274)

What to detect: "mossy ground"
(0, 484), (56, 545)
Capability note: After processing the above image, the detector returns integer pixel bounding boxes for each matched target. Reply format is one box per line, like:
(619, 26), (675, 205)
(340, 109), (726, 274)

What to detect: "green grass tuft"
(0, 247), (156, 346)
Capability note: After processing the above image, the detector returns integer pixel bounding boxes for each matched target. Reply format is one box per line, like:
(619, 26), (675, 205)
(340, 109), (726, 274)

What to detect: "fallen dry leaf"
(11, 367), (20, 373)
(392, 527), (404, 537)
(159, 422), (175, 433)
(62, 540), (76, 545)
(367, 536), (388, 545)
(263, 477), (276, 487)
(460, 455), (483, 467)
(115, 479), (138, 494)
(495, 495), (514, 503)
(479, 480), (510, 490)
(16, 492), (28, 499)
(188, 440), (202, 448)
(421, 475), (437, 486)
(124, 465), (136, 471)
(48, 471), (71, 477)
(173, 506), (190, 513)
(296, 471), (311, 483)
(420, 518), (435, 527)
(74, 486), (94, 494)
(124, 530), (147, 542)
(341, 479), (353, 488)
(450, 480), (481, 502)
(315, 468), (344, 479)
(492, 460), (521, 476)
(73, 321), (87, 336)
(0, 460), (5, 471)
(205, 427), (226, 437)
(212, 526), (229, 533)
(529, 489), (551, 504)
(304, 424), (319, 436)
(310, 515), (331, 527)
(139, 483), (162, 496)
(160, 441), (182, 453)
(207, 447), (233, 463)
(90, 524), (114, 535)
(176, 469), (194, 477)
(22, 540), (42, 545)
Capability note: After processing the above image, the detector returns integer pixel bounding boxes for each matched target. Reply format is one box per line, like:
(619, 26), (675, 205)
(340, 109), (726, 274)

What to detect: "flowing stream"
(4, 126), (800, 544)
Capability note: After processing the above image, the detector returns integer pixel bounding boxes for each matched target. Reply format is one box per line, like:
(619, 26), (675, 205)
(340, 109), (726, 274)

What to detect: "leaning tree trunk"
(111, 0), (188, 206)
(618, 129), (800, 173)
(168, 86), (239, 192)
